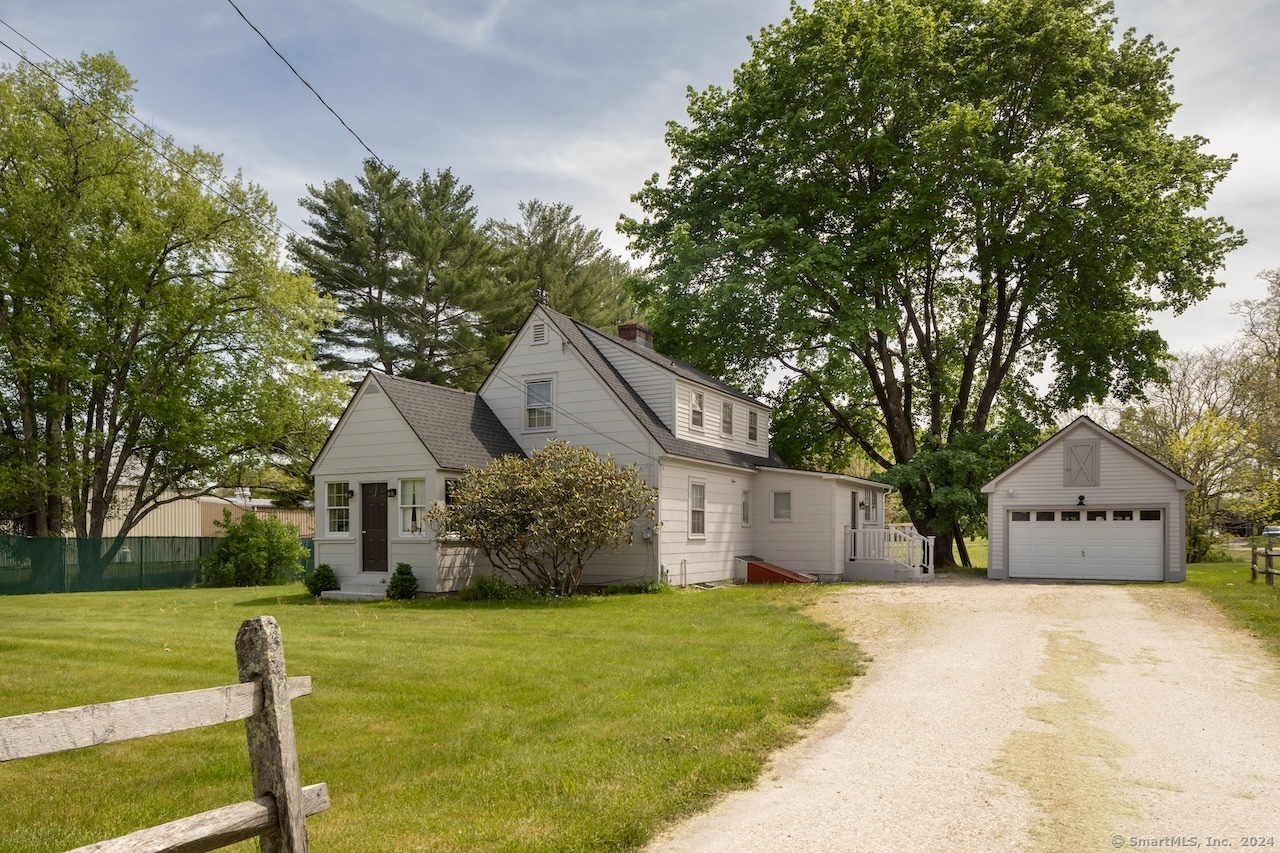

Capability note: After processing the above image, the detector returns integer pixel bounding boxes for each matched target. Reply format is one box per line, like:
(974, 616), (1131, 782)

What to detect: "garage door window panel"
(1114, 510), (1134, 521)
(1087, 510), (1107, 521)
(1036, 511), (1055, 521)
(1140, 510), (1162, 521)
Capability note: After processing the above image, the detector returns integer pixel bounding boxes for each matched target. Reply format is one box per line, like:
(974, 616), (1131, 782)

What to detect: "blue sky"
(3, 0), (1276, 355)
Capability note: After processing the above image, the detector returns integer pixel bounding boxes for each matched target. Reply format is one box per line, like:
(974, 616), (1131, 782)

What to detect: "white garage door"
(1008, 509), (1164, 581)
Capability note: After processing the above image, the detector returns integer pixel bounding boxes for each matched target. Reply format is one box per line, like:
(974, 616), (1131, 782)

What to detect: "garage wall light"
(1077, 495), (1085, 506)
(1005, 489), (1017, 497)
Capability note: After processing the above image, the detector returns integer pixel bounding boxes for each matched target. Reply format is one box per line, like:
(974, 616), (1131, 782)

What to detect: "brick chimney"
(618, 321), (654, 349)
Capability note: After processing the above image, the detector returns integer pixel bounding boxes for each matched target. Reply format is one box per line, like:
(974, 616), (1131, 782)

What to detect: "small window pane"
(742, 490), (751, 525)
(1061, 511), (1080, 521)
(1113, 510), (1134, 521)
(1087, 510), (1107, 521)
(721, 402), (733, 435)
(1139, 510), (1162, 521)
(773, 492), (792, 520)
(690, 483), (706, 535)
(1011, 511), (1031, 521)
(1036, 511), (1055, 521)
(327, 482), (350, 534)
(748, 411), (758, 442)
(400, 478), (426, 535)
(691, 392), (704, 428)
(444, 478), (459, 506)
(526, 380), (553, 429)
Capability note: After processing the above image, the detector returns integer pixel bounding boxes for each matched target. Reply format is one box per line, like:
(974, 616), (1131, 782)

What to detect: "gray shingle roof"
(371, 372), (525, 469)
(538, 307), (790, 472)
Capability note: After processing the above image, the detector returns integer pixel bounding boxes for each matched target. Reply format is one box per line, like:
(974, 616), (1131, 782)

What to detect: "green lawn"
(0, 583), (862, 852)
(1185, 557), (1280, 660)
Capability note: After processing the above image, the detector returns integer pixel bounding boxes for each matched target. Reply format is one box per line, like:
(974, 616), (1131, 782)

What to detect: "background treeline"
(0, 54), (638, 542)
(291, 159), (638, 391)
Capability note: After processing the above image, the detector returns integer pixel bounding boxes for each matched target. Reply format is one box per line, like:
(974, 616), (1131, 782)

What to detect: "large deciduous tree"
(0, 54), (342, 552)
(621, 0), (1242, 566)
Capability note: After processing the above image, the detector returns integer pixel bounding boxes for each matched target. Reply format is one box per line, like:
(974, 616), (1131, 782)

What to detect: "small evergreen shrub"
(386, 562), (419, 600)
(305, 563), (340, 597)
(202, 510), (307, 587)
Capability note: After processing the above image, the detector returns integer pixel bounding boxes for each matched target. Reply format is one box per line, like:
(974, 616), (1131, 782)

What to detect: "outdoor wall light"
(346, 489), (355, 498)
(387, 488), (397, 497)
(1006, 489), (1017, 497)
(858, 500), (867, 509)
(1077, 495), (1086, 506)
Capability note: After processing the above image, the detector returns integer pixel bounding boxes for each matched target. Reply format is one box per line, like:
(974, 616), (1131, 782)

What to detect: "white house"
(982, 416), (1193, 582)
(311, 305), (933, 598)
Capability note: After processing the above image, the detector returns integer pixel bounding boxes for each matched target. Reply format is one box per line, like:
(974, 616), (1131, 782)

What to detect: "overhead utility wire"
(0, 19), (397, 333)
(224, 0), (385, 168)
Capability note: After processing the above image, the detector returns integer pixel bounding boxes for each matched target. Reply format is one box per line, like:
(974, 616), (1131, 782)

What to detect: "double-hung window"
(400, 478), (426, 535)
(525, 379), (553, 430)
(748, 411), (758, 442)
(721, 402), (734, 436)
(772, 491), (792, 521)
(691, 391), (704, 429)
(690, 482), (706, 536)
(327, 482), (350, 534)
(741, 490), (751, 526)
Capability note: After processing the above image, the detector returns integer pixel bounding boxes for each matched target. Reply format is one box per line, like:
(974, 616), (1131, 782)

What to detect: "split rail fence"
(0, 616), (328, 852)
(1252, 540), (1278, 586)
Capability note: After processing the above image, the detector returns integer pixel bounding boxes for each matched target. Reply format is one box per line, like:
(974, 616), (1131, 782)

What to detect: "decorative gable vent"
(532, 323), (547, 344)
(1064, 439), (1099, 487)
(366, 382), (383, 395)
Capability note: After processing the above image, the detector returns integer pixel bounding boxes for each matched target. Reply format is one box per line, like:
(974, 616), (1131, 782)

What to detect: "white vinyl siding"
(586, 331), (676, 429)
(479, 308), (658, 467)
(674, 382), (771, 456)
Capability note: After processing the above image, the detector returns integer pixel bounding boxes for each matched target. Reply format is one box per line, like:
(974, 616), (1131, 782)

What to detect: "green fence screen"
(0, 536), (316, 596)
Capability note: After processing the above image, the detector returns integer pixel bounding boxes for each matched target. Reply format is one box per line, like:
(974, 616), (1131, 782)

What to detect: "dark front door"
(361, 482), (388, 573)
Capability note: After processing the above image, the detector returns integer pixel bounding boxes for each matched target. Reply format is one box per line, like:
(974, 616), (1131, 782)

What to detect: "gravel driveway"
(647, 577), (1280, 853)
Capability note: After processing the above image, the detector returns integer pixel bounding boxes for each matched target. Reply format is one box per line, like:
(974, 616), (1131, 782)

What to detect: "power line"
(224, 0), (385, 168)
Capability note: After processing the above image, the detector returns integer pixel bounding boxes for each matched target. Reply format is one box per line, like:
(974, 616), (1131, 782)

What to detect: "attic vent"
(366, 383), (383, 395)
(532, 323), (547, 344)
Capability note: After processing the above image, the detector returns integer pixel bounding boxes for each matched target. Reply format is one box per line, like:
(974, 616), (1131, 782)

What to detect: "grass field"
(0, 583), (862, 852)
(1185, 554), (1280, 660)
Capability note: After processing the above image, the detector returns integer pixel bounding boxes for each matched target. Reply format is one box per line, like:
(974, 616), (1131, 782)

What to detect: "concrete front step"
(845, 559), (934, 583)
(319, 580), (388, 602)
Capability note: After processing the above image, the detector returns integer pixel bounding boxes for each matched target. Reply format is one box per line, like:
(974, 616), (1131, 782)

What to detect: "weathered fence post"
(236, 616), (309, 853)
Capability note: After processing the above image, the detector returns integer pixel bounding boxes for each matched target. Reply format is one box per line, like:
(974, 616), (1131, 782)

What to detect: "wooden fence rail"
(1252, 542), (1277, 586)
(0, 616), (328, 853)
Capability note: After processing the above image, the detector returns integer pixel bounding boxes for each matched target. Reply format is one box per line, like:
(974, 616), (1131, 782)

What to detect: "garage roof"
(981, 416), (1193, 493)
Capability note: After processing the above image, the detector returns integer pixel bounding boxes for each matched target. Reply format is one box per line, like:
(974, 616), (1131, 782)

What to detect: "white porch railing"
(846, 524), (935, 574)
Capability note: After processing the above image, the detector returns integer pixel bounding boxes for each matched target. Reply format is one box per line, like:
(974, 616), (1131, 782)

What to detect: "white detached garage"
(983, 416), (1193, 582)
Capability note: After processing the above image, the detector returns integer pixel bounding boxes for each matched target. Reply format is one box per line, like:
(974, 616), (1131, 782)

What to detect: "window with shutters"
(1063, 439), (1099, 487)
